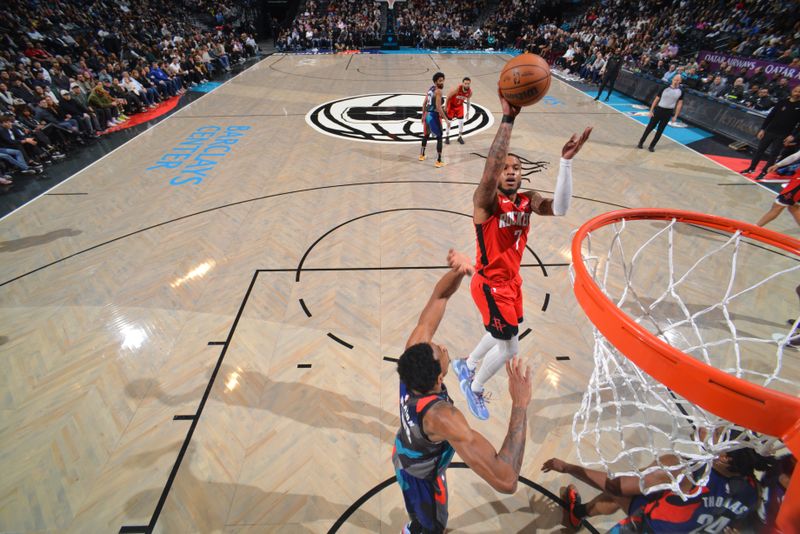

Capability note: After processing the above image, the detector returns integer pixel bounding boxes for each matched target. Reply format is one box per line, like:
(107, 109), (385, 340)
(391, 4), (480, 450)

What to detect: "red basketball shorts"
(446, 104), (464, 120)
(470, 273), (523, 340)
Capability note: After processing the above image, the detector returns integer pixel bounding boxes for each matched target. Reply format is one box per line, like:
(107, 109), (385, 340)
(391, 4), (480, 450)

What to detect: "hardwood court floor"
(0, 53), (796, 533)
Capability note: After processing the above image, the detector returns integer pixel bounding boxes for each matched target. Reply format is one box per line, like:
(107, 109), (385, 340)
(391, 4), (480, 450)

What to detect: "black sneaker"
(458, 137), (465, 144)
(20, 168), (37, 175)
(445, 138), (450, 145)
(754, 172), (767, 181)
(52, 152), (66, 160)
(739, 167), (754, 174)
(637, 143), (643, 149)
(648, 146), (655, 152)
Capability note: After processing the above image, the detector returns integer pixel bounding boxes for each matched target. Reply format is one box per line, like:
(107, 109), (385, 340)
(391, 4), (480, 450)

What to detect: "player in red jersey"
(445, 77), (472, 145)
(541, 449), (761, 532)
(451, 88), (592, 420)
(756, 149), (800, 227)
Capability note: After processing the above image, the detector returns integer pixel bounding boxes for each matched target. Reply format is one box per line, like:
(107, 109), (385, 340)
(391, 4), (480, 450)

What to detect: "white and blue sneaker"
(460, 379), (490, 420)
(452, 358), (474, 383)
(402, 523), (411, 534)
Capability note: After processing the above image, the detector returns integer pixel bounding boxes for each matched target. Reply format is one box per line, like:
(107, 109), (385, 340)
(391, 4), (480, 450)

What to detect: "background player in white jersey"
(452, 88), (592, 420)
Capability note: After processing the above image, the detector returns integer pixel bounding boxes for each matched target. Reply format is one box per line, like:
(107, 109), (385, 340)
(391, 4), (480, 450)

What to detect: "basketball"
(499, 53), (551, 107)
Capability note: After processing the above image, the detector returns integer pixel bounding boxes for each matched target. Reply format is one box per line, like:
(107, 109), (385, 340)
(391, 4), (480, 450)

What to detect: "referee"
(638, 75), (683, 152)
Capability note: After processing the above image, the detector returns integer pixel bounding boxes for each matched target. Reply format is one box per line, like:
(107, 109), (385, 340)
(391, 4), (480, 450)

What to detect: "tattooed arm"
(424, 359), (532, 493)
(474, 89), (522, 224)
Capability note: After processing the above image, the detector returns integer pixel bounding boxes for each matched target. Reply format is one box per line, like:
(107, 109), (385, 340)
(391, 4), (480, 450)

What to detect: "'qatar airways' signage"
(697, 51), (800, 87)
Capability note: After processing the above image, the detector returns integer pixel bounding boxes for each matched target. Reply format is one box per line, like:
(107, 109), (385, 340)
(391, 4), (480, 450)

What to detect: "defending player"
(394, 249), (532, 534)
(445, 77), (472, 145)
(452, 88), (592, 420)
(541, 449), (760, 532)
(420, 72), (449, 168)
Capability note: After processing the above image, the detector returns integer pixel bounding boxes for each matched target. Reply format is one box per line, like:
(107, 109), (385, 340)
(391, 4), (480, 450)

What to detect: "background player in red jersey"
(445, 77), (472, 145)
(756, 149), (800, 227)
(452, 88), (592, 420)
(541, 449), (761, 532)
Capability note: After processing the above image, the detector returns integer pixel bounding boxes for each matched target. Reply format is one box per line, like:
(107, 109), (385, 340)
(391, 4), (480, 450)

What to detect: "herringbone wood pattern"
(0, 54), (795, 533)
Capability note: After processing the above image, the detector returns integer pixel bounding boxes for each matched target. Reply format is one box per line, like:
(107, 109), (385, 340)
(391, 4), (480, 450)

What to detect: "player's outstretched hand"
(561, 127), (593, 160)
(497, 86), (521, 120)
(541, 457), (568, 473)
(447, 249), (474, 276)
(506, 357), (532, 408)
(767, 165), (778, 174)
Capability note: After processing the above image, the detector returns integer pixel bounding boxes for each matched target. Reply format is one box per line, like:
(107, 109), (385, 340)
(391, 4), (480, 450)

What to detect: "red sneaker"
(561, 484), (583, 529)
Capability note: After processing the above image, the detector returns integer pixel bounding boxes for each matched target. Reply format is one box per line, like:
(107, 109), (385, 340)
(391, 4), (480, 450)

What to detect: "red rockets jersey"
(474, 193), (532, 282)
(446, 84), (472, 112)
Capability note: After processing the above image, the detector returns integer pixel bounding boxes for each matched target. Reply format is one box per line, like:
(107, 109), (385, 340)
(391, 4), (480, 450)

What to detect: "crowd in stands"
(0, 0), (260, 187)
(277, 0), (383, 51)
(277, 0), (797, 115)
(538, 0), (799, 114)
(277, 0), (490, 51)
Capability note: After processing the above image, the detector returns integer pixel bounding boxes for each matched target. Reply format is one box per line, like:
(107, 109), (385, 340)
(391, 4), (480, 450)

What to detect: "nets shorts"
(424, 112), (442, 138)
(470, 274), (523, 340)
(776, 192), (799, 207)
(776, 182), (800, 206)
(397, 469), (448, 533)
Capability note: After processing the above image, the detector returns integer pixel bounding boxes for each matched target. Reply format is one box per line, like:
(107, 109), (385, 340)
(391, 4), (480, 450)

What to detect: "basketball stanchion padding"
(570, 208), (800, 533)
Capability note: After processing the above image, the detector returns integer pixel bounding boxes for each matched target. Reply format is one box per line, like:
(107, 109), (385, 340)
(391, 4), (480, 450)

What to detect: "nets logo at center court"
(305, 93), (494, 143)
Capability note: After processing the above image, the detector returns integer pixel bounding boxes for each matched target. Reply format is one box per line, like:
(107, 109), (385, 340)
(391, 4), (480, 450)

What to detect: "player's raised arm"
(526, 126), (592, 216)
(425, 358), (532, 493)
(474, 89), (521, 222)
(405, 250), (473, 349)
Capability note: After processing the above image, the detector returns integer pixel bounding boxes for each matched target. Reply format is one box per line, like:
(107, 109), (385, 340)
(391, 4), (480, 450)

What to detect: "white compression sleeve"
(775, 149), (800, 169)
(467, 332), (497, 369)
(552, 157), (573, 216)
(472, 335), (519, 392)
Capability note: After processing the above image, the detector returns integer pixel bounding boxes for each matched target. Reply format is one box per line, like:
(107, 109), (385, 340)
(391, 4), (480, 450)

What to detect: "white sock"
(472, 336), (518, 393)
(457, 118), (463, 135)
(467, 332), (497, 370)
(446, 120), (451, 138)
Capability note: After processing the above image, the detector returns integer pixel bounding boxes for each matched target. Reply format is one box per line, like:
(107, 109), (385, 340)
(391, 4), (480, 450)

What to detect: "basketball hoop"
(570, 208), (800, 532)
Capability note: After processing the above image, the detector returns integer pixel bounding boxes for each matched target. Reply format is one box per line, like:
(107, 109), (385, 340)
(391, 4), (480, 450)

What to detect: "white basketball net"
(570, 216), (800, 499)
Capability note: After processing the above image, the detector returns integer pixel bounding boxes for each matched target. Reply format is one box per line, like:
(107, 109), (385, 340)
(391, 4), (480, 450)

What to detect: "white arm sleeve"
(552, 158), (573, 216)
(775, 149), (800, 169)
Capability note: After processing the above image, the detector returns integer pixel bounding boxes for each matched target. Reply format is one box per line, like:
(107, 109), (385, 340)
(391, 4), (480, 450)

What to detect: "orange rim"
(571, 209), (800, 533)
